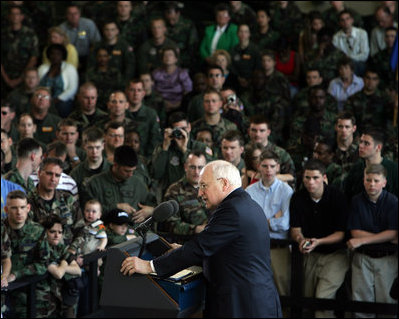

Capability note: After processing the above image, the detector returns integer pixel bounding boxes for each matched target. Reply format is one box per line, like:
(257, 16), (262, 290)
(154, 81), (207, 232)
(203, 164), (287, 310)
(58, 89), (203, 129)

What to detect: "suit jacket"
(199, 23), (239, 60)
(154, 188), (282, 318)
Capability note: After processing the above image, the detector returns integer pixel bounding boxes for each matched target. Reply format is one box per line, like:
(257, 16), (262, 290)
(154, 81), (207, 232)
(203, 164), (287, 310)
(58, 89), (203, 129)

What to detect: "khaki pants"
(271, 246), (291, 296)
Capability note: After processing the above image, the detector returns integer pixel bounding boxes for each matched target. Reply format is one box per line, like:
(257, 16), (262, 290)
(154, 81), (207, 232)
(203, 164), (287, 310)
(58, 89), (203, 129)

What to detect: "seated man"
(347, 164), (398, 316)
(290, 159), (349, 318)
(220, 130), (245, 175)
(160, 150), (208, 244)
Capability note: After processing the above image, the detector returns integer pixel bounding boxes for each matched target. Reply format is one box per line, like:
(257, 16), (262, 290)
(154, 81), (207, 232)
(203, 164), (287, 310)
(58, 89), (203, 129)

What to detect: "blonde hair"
(211, 49), (232, 66)
(48, 26), (70, 46)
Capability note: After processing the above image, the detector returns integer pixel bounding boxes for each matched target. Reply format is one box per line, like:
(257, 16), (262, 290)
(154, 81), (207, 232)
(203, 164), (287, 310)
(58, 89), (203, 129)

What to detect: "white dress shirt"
(210, 24), (228, 55)
(332, 26), (370, 62)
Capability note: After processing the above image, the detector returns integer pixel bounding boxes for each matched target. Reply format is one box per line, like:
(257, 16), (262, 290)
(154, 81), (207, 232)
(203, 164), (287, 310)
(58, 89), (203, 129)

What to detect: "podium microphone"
(134, 200), (179, 234)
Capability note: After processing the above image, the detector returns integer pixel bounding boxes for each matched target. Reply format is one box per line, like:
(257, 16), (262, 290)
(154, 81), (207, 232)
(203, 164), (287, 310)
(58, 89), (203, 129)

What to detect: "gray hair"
(206, 160), (242, 188)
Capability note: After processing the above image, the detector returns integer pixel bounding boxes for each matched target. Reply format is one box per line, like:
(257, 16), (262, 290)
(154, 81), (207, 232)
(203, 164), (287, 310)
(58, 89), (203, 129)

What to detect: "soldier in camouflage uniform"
(191, 89), (238, 148)
(230, 1), (257, 31)
(68, 83), (108, 133)
(3, 190), (50, 318)
(136, 18), (178, 74)
(345, 68), (394, 133)
(82, 146), (157, 224)
(322, 2), (364, 32)
(333, 112), (359, 191)
(152, 112), (214, 202)
(251, 8), (280, 51)
(125, 79), (163, 158)
(6, 68), (40, 117)
(1, 5), (39, 97)
(368, 27), (397, 90)
(88, 21), (136, 84)
(304, 27), (346, 85)
(163, 2), (199, 70)
(116, 1), (148, 52)
(289, 86), (337, 149)
(247, 115), (296, 188)
(292, 67), (338, 117)
(270, 1), (303, 49)
(85, 49), (124, 111)
(28, 158), (86, 255)
(4, 138), (43, 194)
(159, 150), (208, 244)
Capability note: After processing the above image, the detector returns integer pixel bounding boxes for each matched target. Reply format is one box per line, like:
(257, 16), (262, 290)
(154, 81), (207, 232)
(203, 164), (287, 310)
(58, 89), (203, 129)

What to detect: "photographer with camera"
(151, 112), (214, 201)
(220, 87), (249, 137)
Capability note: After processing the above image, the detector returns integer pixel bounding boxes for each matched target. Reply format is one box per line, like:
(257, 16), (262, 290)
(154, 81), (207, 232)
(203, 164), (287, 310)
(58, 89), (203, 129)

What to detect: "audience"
(1, 2), (398, 317)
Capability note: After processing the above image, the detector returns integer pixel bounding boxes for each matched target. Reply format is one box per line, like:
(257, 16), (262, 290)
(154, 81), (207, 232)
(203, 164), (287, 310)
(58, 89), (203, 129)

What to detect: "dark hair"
(206, 65), (225, 77)
(221, 130), (244, 147)
(308, 84), (326, 98)
(17, 138), (42, 159)
(385, 26), (398, 33)
(244, 142), (265, 170)
(303, 158), (326, 175)
(161, 46), (180, 59)
(1, 100), (16, 113)
(336, 111), (356, 125)
(362, 127), (385, 146)
(215, 3), (231, 16)
(259, 149), (280, 163)
(41, 214), (64, 231)
(168, 111), (188, 127)
(316, 135), (335, 153)
(40, 157), (64, 171)
(126, 78), (144, 90)
(338, 56), (354, 71)
(6, 190), (28, 202)
(114, 145), (138, 167)
(338, 9), (353, 19)
(46, 44), (68, 61)
(163, 1), (182, 13)
(82, 126), (104, 144)
(188, 149), (206, 161)
(261, 49), (275, 60)
(317, 27), (334, 41)
(257, 8), (271, 18)
(203, 88), (223, 100)
(46, 141), (68, 157)
(249, 115), (270, 126)
(104, 121), (124, 133)
(364, 163), (387, 177)
(1, 129), (10, 139)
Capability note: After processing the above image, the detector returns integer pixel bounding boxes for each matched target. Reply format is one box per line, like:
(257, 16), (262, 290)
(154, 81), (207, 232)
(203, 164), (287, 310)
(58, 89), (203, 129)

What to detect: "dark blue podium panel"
(100, 233), (204, 318)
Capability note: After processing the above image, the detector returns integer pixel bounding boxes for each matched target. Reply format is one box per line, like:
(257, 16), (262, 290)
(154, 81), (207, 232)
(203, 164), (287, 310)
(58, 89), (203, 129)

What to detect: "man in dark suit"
(121, 160), (282, 318)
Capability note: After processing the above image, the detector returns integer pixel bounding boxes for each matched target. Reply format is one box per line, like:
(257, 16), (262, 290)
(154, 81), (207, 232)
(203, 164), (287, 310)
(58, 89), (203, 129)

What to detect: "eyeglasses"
(1, 111), (8, 116)
(35, 94), (50, 100)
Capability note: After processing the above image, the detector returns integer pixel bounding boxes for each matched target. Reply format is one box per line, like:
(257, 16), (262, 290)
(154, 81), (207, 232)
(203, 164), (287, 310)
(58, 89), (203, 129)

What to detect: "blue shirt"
(246, 178), (293, 239)
(328, 74), (364, 111)
(1, 178), (25, 219)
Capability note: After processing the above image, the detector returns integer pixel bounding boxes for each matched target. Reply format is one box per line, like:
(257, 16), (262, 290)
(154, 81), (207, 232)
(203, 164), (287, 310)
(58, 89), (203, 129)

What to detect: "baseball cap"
(107, 209), (132, 225)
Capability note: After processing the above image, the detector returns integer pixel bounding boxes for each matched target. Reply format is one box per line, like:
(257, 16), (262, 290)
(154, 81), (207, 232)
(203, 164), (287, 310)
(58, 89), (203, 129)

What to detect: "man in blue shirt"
(246, 150), (293, 296)
(347, 164), (398, 315)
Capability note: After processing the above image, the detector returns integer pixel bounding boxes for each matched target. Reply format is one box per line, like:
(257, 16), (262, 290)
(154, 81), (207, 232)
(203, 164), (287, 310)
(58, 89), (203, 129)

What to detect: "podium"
(100, 233), (204, 318)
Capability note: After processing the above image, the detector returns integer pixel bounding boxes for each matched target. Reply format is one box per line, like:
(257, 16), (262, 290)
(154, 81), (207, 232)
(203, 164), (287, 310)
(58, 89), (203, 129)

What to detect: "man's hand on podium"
(121, 256), (152, 276)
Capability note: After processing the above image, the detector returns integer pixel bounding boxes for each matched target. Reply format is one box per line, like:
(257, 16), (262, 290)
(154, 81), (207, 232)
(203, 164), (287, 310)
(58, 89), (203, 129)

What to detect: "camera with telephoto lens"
(170, 128), (183, 139)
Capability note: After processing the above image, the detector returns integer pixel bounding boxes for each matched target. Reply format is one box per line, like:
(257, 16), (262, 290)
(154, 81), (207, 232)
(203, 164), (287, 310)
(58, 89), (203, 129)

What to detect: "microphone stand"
(135, 222), (151, 258)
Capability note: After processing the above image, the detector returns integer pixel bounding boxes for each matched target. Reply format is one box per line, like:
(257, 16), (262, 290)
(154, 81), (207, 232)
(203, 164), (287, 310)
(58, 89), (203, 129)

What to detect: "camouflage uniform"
(231, 3), (257, 31)
(369, 49), (396, 90)
(160, 177), (208, 244)
(305, 48), (345, 84)
(3, 218), (50, 318)
(3, 168), (36, 194)
(96, 116), (133, 131)
(84, 66), (124, 111)
(1, 221), (11, 315)
(293, 88), (338, 116)
(79, 220), (107, 255)
(143, 91), (167, 128)
(88, 38), (136, 83)
(191, 117), (238, 146)
(252, 28), (280, 51)
(126, 105), (163, 158)
(230, 42), (262, 79)
(82, 169), (157, 219)
(270, 2), (303, 48)
(1, 25), (39, 81)
(333, 142), (359, 191)
(32, 112), (62, 145)
(28, 189), (86, 253)
(70, 157), (112, 193)
(116, 16), (147, 52)
(325, 162), (344, 190)
(345, 89), (393, 133)
(5, 87), (32, 116)
(187, 93), (204, 123)
(151, 139), (213, 198)
(136, 37), (178, 74)
(265, 142), (296, 179)
(322, 7), (364, 33)
(68, 107), (108, 133)
(166, 16), (199, 69)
